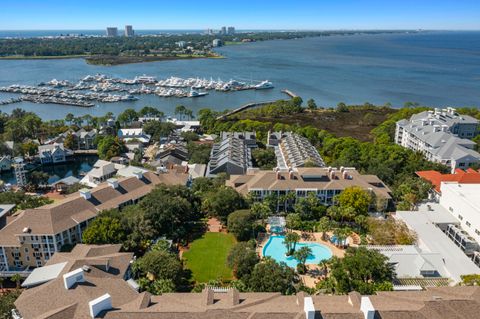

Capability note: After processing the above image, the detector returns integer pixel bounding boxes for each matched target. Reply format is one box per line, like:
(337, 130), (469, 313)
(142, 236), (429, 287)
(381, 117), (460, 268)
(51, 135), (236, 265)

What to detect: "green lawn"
(183, 232), (236, 283)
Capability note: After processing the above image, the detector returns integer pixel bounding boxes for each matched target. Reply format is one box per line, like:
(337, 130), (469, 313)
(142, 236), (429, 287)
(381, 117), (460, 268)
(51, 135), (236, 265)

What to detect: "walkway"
(207, 217), (223, 232)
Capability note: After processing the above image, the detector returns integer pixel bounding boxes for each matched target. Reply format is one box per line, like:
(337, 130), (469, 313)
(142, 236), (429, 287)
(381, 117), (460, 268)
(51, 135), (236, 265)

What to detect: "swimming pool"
(262, 235), (333, 268)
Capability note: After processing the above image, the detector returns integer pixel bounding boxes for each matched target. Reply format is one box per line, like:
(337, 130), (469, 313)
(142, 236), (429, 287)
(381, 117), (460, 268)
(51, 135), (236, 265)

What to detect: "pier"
(216, 89), (297, 120)
(281, 89), (299, 98)
(217, 101), (277, 120)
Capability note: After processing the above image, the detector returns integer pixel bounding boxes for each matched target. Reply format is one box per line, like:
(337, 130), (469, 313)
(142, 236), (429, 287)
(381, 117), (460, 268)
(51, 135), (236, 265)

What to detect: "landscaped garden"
(183, 232), (236, 283)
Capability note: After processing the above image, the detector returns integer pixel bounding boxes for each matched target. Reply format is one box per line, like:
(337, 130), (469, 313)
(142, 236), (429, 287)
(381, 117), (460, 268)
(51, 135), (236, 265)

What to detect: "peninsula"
(0, 30), (414, 65)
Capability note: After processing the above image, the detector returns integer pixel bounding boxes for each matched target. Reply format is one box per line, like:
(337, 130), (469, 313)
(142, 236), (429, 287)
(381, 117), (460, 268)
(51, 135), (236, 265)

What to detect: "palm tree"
(174, 105), (186, 120)
(333, 227), (352, 248)
(318, 259), (329, 276)
(283, 232), (301, 256)
(316, 217), (332, 241)
(293, 246), (312, 273)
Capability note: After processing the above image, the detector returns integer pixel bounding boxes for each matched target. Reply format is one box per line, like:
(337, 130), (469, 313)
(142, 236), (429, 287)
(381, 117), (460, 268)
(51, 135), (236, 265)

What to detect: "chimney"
(107, 178), (118, 189)
(88, 293), (112, 318)
(343, 170), (349, 179)
(360, 296), (375, 319)
(132, 170), (144, 179)
(303, 296), (315, 319)
(184, 165), (189, 174)
(63, 268), (85, 289)
(330, 170), (336, 180)
(80, 188), (91, 200)
(227, 288), (240, 305)
(288, 167), (294, 180)
(340, 166), (344, 173)
(202, 287), (214, 305)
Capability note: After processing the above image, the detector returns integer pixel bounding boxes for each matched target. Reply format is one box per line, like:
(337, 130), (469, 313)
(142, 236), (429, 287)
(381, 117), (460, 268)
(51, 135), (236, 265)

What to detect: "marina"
(0, 74), (273, 107)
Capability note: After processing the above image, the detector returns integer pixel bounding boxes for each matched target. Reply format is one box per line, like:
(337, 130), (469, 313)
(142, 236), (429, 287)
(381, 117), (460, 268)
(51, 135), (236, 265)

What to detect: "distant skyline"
(1, 0), (480, 30)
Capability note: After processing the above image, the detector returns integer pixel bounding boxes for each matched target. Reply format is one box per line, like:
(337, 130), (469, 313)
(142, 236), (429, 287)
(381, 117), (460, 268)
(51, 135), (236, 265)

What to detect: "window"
(466, 221), (471, 227)
(475, 229), (480, 236)
(24, 248), (28, 253)
(458, 215), (464, 221)
(459, 163), (465, 167)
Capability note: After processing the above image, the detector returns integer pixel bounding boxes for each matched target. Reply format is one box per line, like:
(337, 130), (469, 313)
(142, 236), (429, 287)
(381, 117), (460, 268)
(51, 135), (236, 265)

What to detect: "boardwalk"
(216, 100), (276, 120)
(216, 89), (297, 120)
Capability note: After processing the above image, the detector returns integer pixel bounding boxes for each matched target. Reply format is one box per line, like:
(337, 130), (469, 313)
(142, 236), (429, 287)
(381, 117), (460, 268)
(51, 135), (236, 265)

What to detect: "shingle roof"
(227, 167), (392, 199)
(14, 244), (480, 319)
(0, 171), (188, 246)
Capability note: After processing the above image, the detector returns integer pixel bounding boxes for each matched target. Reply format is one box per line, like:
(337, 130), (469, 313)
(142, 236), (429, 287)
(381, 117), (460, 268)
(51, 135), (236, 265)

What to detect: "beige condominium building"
(13, 243), (480, 319)
(227, 166), (392, 211)
(0, 170), (188, 274)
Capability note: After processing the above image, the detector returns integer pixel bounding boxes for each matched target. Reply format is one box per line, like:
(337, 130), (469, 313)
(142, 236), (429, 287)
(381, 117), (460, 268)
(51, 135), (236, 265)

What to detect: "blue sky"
(1, 0), (479, 30)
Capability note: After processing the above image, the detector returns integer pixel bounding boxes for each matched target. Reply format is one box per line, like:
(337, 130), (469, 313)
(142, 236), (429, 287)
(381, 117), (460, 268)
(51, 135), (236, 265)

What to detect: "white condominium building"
(440, 182), (480, 246)
(395, 108), (480, 172)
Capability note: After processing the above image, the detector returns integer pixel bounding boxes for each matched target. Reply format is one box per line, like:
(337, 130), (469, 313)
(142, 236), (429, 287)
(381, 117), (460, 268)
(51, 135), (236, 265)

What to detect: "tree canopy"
(320, 247), (394, 295)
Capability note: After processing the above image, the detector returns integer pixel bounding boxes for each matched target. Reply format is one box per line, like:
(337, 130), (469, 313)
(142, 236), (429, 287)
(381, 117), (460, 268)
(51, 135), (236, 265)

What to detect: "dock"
(281, 89), (298, 98)
(216, 89), (298, 120)
(216, 101), (276, 120)
(73, 150), (98, 155)
(0, 97), (22, 106)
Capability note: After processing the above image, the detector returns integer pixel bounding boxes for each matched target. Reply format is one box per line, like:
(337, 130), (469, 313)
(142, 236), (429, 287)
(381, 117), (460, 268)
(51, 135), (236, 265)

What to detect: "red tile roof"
(416, 169), (480, 193)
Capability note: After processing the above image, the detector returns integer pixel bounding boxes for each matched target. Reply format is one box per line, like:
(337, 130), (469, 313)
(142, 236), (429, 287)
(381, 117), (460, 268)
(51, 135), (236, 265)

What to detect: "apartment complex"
(417, 169), (480, 262)
(227, 166), (391, 210)
(417, 168), (480, 194)
(124, 25), (134, 37)
(0, 170), (188, 273)
(207, 132), (257, 176)
(106, 27), (118, 37)
(395, 108), (480, 172)
(13, 244), (480, 319)
(268, 131), (325, 168)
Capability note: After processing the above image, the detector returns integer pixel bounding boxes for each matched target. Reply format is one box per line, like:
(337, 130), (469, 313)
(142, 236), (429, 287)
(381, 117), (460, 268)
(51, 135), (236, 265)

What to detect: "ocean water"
(0, 31), (479, 120)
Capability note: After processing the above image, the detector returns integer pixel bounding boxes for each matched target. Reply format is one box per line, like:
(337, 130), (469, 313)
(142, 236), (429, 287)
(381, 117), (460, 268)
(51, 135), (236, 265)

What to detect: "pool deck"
(257, 230), (346, 289)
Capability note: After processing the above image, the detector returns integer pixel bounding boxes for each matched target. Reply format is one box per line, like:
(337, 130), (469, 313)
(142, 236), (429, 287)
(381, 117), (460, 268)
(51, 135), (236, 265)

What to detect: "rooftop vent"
(82, 265), (91, 272)
(80, 188), (91, 200)
(63, 268), (84, 290)
(156, 165), (168, 174)
(22, 227), (30, 233)
(132, 171), (144, 179)
(107, 178), (118, 189)
(88, 293), (112, 318)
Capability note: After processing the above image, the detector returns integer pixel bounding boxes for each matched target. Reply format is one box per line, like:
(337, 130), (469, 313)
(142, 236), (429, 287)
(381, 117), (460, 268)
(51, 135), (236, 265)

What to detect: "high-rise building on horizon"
(221, 26), (227, 35)
(125, 25), (134, 37)
(227, 26), (235, 35)
(106, 27), (118, 37)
